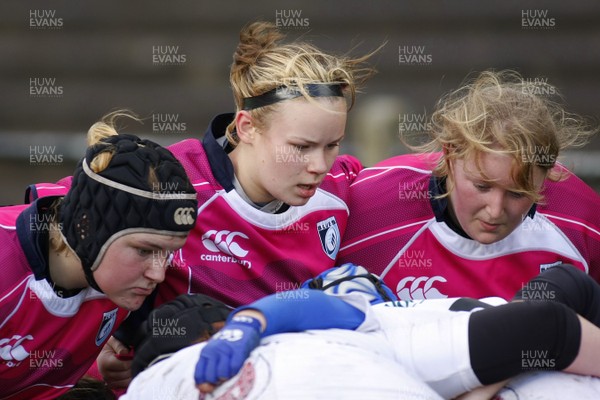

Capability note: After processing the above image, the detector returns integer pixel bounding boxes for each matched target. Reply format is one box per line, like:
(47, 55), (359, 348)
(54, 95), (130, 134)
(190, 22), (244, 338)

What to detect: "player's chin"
(114, 294), (146, 311)
(286, 197), (310, 207)
(472, 229), (508, 245)
(286, 190), (314, 206)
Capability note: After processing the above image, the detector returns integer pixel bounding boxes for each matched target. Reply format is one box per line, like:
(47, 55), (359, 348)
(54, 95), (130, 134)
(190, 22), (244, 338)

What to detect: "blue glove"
(194, 314), (262, 385)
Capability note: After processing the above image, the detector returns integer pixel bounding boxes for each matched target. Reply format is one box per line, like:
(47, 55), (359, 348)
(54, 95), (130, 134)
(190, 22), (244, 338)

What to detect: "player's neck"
(48, 244), (88, 290)
(229, 148), (273, 204)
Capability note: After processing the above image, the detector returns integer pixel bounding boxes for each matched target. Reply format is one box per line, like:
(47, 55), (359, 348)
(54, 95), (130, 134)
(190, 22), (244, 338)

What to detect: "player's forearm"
(232, 289), (365, 336)
(194, 290), (366, 391)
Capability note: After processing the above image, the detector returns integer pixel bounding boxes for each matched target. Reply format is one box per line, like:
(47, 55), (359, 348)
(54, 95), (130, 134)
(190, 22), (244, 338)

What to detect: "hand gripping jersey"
(0, 198), (129, 399)
(28, 114), (362, 308)
(337, 153), (600, 301)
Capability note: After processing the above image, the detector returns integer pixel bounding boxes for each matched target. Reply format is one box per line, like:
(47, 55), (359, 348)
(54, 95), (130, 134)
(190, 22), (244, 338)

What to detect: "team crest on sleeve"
(317, 216), (341, 260)
(95, 308), (118, 346)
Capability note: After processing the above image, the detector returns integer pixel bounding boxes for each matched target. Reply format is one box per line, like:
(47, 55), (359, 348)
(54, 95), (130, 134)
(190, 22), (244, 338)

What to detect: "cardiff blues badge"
(317, 216), (340, 260)
(96, 308), (118, 346)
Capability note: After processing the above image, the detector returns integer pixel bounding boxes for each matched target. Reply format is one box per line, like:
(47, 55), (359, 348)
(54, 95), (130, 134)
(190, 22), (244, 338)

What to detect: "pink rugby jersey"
(158, 113), (362, 307)
(0, 198), (128, 399)
(31, 114), (362, 308)
(337, 153), (600, 301)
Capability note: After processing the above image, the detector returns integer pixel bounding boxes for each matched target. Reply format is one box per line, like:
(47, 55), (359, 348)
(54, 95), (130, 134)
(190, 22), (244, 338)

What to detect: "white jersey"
(122, 332), (442, 400)
(496, 371), (600, 400)
(122, 295), (600, 400)
(122, 295), (486, 400)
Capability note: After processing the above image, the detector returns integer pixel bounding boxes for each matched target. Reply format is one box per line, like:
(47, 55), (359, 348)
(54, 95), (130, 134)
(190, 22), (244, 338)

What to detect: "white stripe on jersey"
(379, 219), (434, 279)
(350, 165), (432, 187)
(32, 186), (67, 191)
(192, 181), (211, 187)
(327, 170), (357, 180)
(339, 219), (430, 253)
(544, 213), (600, 239)
(0, 276), (31, 330)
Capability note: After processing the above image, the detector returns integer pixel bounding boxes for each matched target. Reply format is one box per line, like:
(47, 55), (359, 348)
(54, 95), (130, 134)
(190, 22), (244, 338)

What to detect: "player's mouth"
(132, 287), (154, 296)
(479, 220), (502, 232)
(297, 184), (317, 198)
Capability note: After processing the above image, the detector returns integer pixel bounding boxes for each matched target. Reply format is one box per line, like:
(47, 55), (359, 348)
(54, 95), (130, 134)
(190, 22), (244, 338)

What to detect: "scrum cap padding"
(59, 134), (197, 291)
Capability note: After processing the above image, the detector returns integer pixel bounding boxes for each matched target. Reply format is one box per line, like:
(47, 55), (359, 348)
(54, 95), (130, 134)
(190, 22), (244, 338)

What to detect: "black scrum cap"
(59, 134), (197, 292)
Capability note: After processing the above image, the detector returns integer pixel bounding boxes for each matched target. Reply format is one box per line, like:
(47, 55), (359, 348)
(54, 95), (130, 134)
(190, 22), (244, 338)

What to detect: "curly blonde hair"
(407, 70), (596, 202)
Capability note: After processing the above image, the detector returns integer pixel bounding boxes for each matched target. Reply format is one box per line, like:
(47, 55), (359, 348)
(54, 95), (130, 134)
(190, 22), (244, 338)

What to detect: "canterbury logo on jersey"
(201, 230), (252, 269)
(396, 276), (448, 300)
(202, 230), (249, 257)
(0, 334), (34, 366)
(174, 207), (196, 226)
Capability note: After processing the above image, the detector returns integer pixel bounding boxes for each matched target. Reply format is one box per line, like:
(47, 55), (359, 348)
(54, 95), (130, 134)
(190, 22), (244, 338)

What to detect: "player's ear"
(443, 145), (455, 176)
(235, 111), (257, 144)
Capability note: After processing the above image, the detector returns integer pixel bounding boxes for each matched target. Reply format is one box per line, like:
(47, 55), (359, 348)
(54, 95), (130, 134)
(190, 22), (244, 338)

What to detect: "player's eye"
(474, 183), (490, 191)
(136, 248), (153, 257)
(508, 191), (525, 199)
